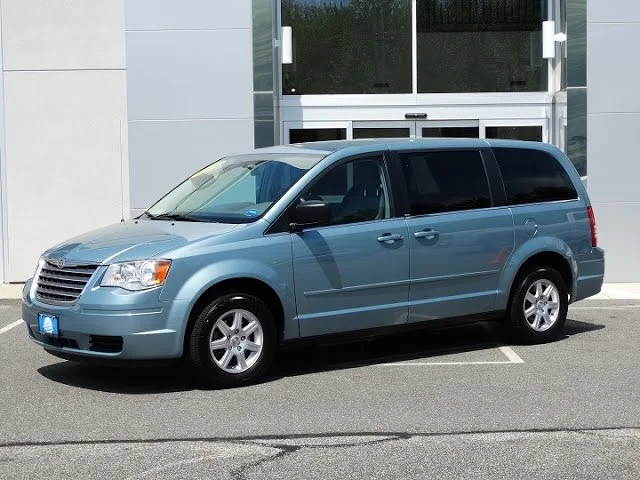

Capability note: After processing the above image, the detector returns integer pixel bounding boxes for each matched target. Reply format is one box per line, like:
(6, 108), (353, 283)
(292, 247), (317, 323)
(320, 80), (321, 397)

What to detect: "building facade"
(0, 0), (637, 282)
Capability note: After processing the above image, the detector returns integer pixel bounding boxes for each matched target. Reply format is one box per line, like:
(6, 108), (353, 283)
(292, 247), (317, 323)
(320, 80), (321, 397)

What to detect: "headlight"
(101, 260), (172, 291)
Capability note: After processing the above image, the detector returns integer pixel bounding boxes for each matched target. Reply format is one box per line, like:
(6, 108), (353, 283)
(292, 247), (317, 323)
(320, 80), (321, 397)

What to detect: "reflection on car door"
(398, 149), (514, 322)
(290, 154), (410, 337)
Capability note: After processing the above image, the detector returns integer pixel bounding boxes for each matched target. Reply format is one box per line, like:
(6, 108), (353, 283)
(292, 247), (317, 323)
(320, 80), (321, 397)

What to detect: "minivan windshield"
(144, 153), (325, 223)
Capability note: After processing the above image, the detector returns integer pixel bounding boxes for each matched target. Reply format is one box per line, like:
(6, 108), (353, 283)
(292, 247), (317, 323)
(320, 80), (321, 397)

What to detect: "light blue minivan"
(22, 139), (604, 387)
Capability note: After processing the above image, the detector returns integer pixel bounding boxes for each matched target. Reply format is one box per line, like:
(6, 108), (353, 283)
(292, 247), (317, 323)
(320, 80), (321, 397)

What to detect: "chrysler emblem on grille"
(50, 258), (65, 268)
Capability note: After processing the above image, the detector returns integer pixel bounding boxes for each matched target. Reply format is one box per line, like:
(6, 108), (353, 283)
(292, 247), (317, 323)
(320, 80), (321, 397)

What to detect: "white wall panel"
(125, 0), (251, 31)
(1, 0), (125, 70)
(3, 71), (127, 280)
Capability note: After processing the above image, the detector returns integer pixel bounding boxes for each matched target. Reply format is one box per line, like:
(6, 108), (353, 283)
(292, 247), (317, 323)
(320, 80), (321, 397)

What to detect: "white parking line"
(378, 324), (524, 367)
(0, 319), (23, 335)
(378, 360), (518, 366)
(498, 345), (525, 363)
(378, 348), (524, 366)
(570, 304), (640, 311)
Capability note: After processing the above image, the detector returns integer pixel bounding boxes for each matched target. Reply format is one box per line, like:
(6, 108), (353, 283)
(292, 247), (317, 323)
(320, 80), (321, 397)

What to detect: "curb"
(0, 284), (24, 300)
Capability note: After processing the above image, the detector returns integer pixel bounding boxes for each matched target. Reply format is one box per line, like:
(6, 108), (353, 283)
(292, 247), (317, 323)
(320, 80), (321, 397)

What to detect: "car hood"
(44, 220), (240, 264)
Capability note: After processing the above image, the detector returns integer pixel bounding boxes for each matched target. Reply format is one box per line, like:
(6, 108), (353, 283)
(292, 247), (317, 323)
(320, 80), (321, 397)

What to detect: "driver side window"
(303, 155), (391, 226)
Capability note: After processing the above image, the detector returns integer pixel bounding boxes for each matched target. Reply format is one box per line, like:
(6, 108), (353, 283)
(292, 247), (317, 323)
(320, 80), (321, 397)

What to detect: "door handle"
(377, 233), (403, 244)
(414, 229), (439, 240)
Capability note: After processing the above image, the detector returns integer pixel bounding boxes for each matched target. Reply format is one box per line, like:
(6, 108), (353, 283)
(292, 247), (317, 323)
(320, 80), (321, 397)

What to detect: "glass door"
(418, 120), (480, 138)
(352, 121), (415, 139)
(352, 120), (480, 139)
(479, 119), (546, 142)
(284, 121), (351, 144)
(284, 119), (548, 144)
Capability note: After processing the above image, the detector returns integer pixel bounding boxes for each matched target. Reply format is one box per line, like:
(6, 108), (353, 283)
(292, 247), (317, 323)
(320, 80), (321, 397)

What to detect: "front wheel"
(507, 267), (569, 344)
(187, 293), (277, 388)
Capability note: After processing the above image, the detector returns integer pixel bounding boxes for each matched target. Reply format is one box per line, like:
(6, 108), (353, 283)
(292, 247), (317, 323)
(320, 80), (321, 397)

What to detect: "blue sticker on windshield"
(244, 209), (259, 217)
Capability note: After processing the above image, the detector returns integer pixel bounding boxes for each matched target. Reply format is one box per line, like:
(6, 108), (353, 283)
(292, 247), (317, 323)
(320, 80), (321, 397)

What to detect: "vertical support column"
(252, 0), (277, 148)
(411, 0), (418, 96)
(273, 0), (282, 144)
(566, 0), (587, 179)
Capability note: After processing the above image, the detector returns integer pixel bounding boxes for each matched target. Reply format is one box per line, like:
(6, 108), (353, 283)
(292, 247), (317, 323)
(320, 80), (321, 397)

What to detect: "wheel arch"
(497, 238), (577, 311)
(182, 277), (287, 359)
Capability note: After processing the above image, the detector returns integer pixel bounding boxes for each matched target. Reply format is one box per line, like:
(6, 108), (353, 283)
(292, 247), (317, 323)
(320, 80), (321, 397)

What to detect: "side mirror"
(290, 200), (332, 232)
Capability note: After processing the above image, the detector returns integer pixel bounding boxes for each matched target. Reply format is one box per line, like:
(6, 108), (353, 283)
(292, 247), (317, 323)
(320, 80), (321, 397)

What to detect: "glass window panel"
(486, 126), (542, 141)
(254, 93), (274, 148)
(253, 0), (275, 92)
(289, 128), (347, 143)
(493, 148), (578, 205)
(421, 127), (479, 138)
(253, 0), (275, 147)
(567, 87), (587, 177)
(567, 0), (586, 87)
(254, 93), (274, 120)
(353, 128), (411, 139)
(400, 150), (492, 215)
(255, 121), (276, 149)
(417, 1), (547, 93)
(282, 0), (412, 94)
(306, 156), (391, 225)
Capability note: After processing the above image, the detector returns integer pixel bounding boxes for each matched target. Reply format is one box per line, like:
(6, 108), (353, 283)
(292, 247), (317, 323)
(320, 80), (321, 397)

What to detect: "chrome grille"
(35, 260), (99, 304)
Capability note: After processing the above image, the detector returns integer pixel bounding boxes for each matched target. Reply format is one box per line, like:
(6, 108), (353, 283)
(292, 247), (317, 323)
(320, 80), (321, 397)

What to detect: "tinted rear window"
(493, 148), (578, 205)
(400, 150), (492, 215)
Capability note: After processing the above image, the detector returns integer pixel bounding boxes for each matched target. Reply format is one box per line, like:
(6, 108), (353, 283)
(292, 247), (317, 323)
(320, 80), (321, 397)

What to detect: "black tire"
(187, 293), (277, 388)
(506, 266), (569, 344)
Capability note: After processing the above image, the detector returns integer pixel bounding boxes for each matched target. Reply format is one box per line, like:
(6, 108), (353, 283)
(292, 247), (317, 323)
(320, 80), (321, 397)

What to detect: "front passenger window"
(302, 156), (391, 226)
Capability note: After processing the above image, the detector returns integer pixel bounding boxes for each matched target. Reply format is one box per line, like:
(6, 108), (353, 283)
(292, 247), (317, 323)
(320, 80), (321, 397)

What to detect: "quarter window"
(302, 156), (391, 225)
(493, 148), (578, 205)
(400, 150), (492, 215)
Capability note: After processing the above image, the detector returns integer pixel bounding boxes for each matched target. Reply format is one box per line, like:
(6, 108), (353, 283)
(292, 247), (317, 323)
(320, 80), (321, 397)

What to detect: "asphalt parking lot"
(1, 299), (639, 479)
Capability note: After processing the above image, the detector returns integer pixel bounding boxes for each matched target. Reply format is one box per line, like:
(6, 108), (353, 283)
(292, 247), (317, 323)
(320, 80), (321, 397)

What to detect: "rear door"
(395, 148), (515, 322)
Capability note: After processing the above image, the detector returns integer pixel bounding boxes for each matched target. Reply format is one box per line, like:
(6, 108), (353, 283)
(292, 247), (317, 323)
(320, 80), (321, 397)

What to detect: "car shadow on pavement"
(269, 318), (600, 379)
(563, 318), (605, 337)
(36, 318), (604, 393)
(37, 361), (194, 394)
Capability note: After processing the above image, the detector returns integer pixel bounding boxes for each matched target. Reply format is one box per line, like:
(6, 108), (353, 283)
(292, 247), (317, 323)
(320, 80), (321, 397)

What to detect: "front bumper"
(22, 280), (190, 360)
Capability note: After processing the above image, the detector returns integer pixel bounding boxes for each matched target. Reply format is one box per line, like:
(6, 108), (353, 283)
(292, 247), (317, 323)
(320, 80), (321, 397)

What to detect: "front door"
(395, 148), (514, 322)
(290, 153), (410, 337)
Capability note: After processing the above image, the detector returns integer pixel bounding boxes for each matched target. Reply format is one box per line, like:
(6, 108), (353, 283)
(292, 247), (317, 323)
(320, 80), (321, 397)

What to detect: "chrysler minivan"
(22, 139), (605, 387)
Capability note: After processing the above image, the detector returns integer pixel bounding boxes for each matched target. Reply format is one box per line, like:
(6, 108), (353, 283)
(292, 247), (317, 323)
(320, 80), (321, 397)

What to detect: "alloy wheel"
(522, 279), (561, 332)
(209, 309), (264, 374)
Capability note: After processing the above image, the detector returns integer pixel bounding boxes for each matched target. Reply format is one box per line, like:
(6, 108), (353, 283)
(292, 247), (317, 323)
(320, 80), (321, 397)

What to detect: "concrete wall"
(125, 0), (255, 217)
(0, 0), (128, 282)
(588, 0), (640, 281)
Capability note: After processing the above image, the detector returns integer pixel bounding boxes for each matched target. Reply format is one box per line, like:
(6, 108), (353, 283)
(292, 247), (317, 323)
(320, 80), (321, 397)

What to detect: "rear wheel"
(507, 266), (569, 343)
(187, 293), (276, 388)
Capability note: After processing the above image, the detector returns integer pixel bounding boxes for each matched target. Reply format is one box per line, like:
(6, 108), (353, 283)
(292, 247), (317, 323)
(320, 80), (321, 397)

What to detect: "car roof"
(252, 138), (560, 157)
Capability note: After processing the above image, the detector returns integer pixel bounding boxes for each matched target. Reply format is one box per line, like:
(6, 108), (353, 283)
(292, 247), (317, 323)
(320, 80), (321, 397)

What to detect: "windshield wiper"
(140, 212), (210, 222)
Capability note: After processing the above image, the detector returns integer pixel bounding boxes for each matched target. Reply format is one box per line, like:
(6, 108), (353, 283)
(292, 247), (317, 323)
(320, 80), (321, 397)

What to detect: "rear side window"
(493, 148), (578, 205)
(399, 150), (492, 215)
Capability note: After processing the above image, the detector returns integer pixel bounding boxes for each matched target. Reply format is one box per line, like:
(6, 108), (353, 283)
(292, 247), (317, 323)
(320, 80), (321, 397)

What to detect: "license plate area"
(38, 313), (59, 336)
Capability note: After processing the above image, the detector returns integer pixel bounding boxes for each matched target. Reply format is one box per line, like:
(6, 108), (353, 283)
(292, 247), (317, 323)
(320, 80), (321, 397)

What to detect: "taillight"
(587, 206), (597, 248)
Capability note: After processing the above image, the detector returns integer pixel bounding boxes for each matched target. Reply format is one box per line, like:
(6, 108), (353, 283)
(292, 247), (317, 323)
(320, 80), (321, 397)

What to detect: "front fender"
(165, 257), (297, 342)
(495, 235), (577, 311)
